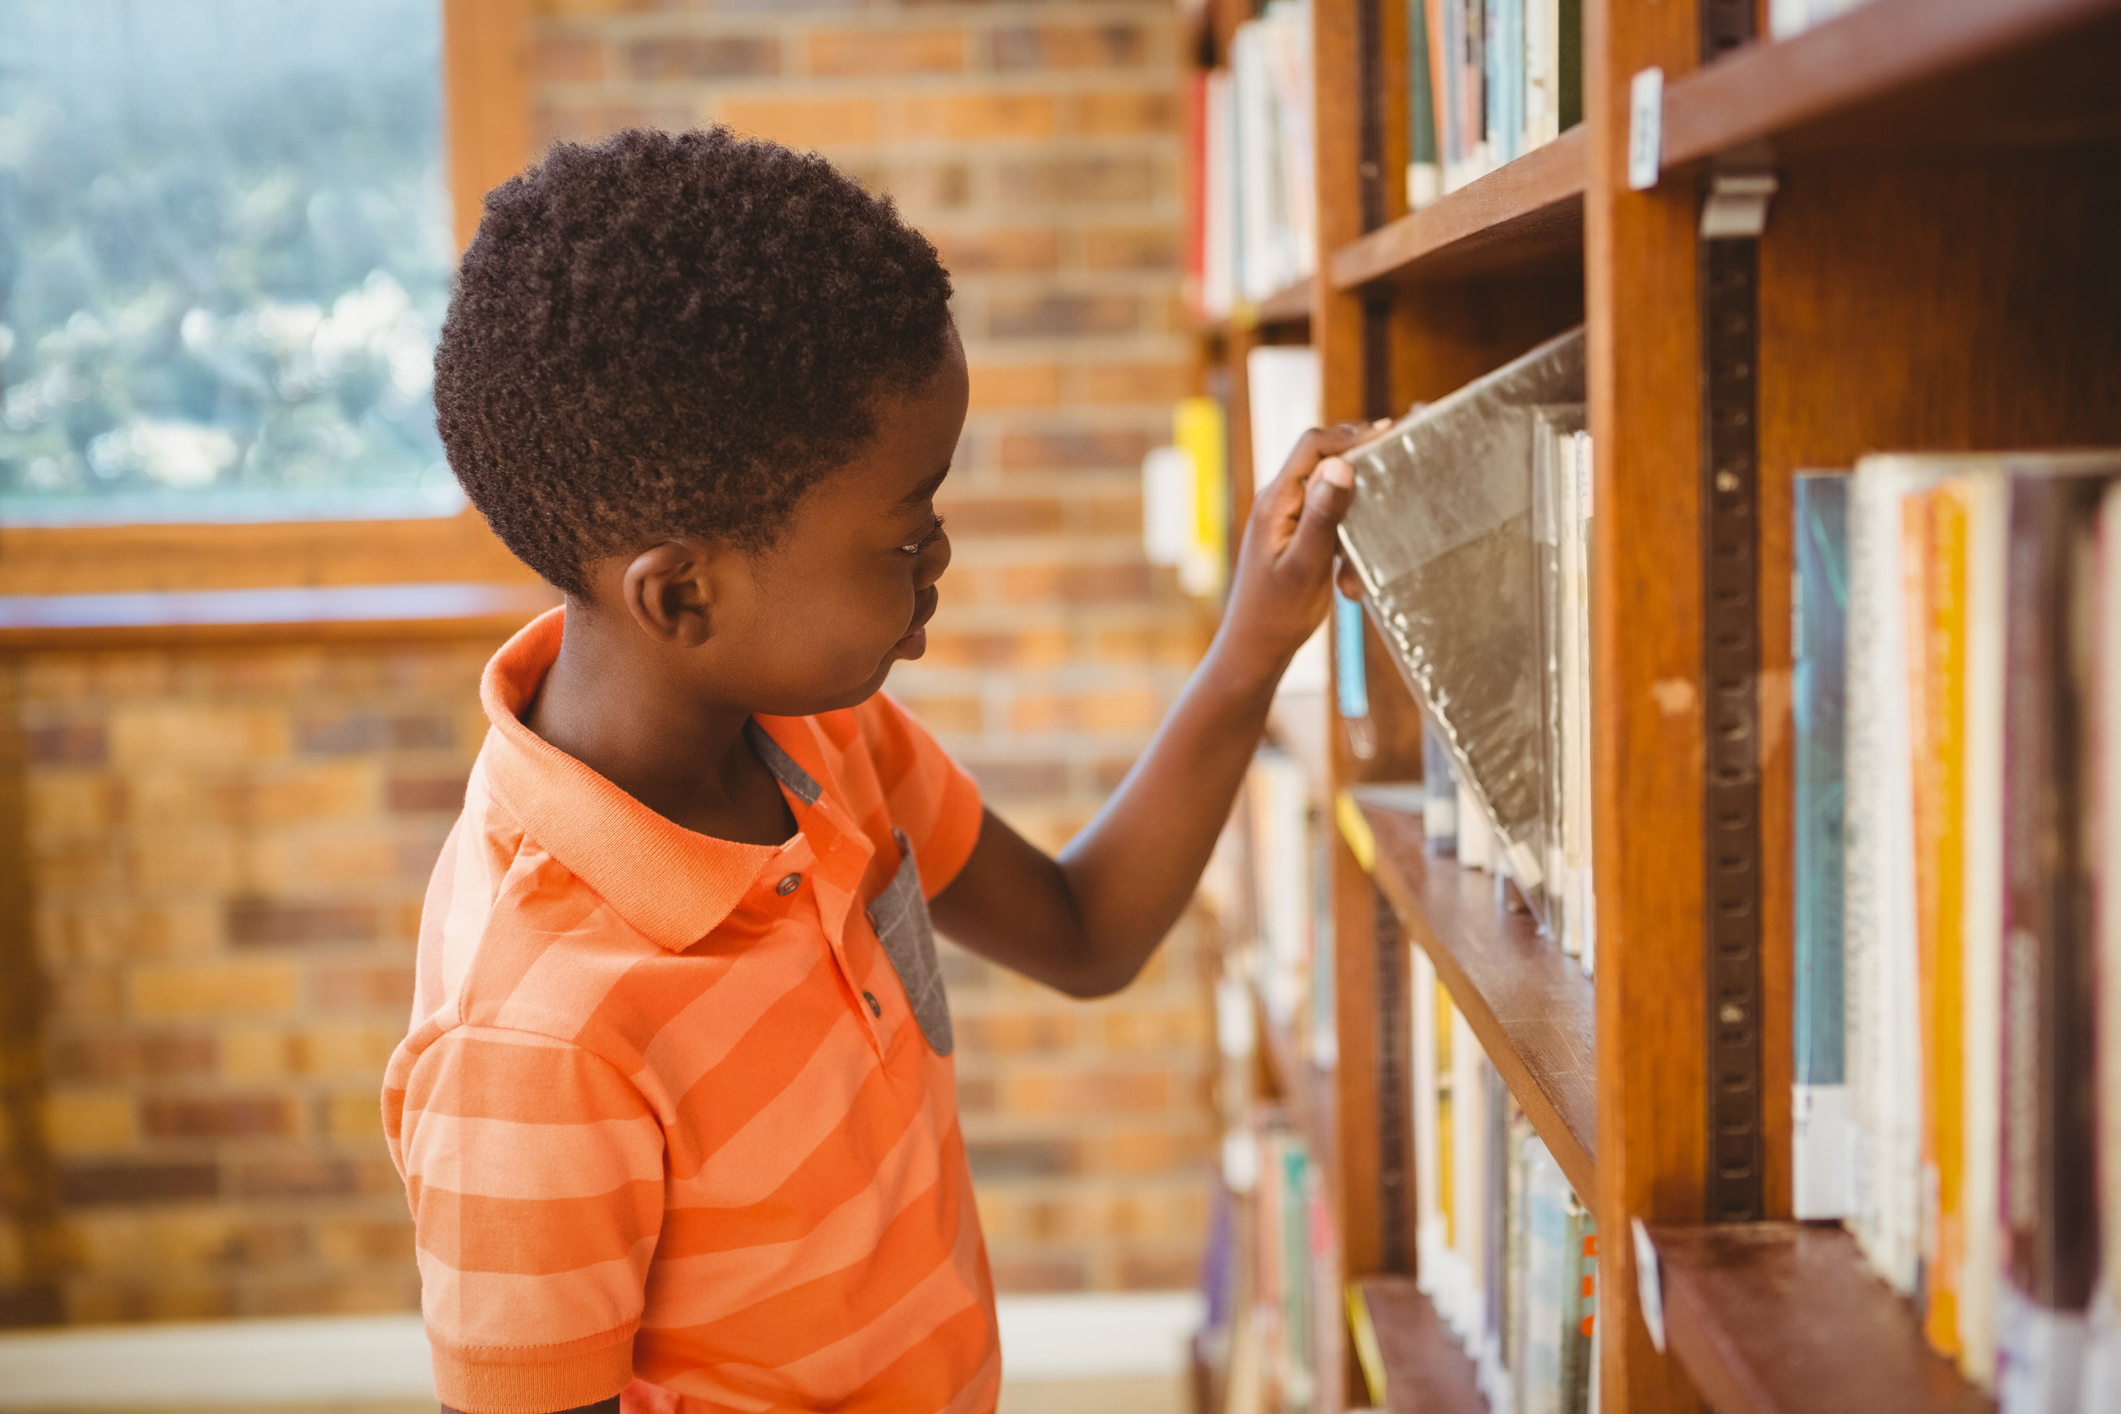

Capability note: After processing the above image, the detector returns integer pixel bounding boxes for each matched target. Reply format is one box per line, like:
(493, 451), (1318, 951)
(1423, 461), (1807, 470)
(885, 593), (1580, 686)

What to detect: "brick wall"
(0, 0), (1216, 1323)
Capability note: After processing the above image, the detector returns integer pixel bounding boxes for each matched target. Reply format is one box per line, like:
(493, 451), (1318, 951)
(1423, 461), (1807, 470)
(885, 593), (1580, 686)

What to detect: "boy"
(384, 127), (1374, 1414)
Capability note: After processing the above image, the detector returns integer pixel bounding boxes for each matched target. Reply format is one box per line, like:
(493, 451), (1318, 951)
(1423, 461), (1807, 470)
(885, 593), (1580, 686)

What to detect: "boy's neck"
(522, 606), (796, 847)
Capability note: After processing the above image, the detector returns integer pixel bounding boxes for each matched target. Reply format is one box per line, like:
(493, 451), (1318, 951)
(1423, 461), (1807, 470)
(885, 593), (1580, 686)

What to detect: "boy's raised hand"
(1218, 419), (1390, 684)
(930, 415), (1395, 1000)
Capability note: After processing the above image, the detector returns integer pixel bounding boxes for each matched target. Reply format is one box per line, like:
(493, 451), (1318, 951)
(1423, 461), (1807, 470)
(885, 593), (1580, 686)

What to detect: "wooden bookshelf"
(1194, 0), (2121, 1408)
(1353, 795), (1597, 1202)
(1658, 0), (2121, 167)
(1331, 126), (1587, 290)
(1354, 1277), (1486, 1414)
(1648, 1224), (1995, 1414)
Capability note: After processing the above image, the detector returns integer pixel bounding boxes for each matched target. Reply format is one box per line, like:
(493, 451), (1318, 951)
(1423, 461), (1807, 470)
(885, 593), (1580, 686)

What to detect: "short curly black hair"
(434, 127), (956, 596)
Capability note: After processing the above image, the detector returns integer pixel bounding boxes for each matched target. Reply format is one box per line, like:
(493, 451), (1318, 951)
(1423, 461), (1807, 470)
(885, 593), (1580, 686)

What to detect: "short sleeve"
(391, 1024), (664, 1414)
(857, 691), (984, 897)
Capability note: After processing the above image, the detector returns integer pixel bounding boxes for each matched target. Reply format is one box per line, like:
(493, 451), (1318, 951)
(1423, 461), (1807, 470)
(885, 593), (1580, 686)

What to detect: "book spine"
(1958, 472), (2010, 1387)
(1923, 483), (1974, 1357)
(1556, 0), (1581, 130)
(1560, 1197), (1595, 1414)
(1902, 489), (1942, 1317)
(1997, 475), (2103, 1408)
(1793, 473), (1852, 1218)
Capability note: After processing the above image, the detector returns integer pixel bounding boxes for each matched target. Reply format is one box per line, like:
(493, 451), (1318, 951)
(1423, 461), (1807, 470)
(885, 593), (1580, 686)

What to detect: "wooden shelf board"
(1661, 0), (2121, 170)
(1355, 1277), (1486, 1414)
(1353, 793), (1597, 1201)
(1330, 126), (1585, 292)
(1651, 1222), (1994, 1414)
(0, 582), (559, 650)
(1256, 276), (1316, 325)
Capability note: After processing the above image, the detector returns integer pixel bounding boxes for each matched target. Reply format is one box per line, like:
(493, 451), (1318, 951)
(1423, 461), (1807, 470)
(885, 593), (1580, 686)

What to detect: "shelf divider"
(1353, 793), (1597, 1201)
(1651, 1222), (1995, 1414)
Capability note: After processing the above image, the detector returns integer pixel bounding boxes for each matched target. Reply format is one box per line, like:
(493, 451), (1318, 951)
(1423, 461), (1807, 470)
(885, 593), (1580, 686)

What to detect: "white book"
(1249, 752), (1313, 1030)
(1844, 457), (1951, 1296)
(1202, 69), (1236, 320)
(1450, 1002), (1489, 1345)
(1518, 1138), (1570, 1414)
(1245, 345), (1322, 494)
(1412, 947), (1448, 1303)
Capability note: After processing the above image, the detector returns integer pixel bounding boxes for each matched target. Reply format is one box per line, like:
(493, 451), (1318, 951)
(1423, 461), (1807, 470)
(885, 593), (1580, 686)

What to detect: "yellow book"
(1173, 397), (1228, 596)
(1922, 482), (1973, 1355)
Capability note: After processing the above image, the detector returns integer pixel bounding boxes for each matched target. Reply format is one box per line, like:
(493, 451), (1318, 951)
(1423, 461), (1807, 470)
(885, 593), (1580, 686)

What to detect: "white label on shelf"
(1631, 1217), (1668, 1354)
(1627, 67), (1664, 191)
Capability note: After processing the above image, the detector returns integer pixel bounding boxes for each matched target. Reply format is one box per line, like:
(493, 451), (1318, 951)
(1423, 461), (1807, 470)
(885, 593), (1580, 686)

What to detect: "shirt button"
(776, 873), (801, 896)
(862, 991), (882, 1017)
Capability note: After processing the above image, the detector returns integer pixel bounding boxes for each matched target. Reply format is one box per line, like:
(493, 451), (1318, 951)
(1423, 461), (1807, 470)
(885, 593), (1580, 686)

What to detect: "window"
(0, 0), (461, 525)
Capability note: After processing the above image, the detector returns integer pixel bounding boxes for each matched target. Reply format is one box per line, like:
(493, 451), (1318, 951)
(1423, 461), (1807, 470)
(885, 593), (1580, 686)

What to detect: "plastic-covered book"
(1336, 326), (1586, 931)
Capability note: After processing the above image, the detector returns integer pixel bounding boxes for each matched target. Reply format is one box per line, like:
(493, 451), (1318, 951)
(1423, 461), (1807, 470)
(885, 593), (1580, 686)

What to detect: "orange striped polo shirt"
(382, 609), (997, 1414)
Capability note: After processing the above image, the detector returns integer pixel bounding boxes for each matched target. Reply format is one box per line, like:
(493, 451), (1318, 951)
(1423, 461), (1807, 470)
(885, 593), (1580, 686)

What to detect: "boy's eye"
(898, 514), (946, 557)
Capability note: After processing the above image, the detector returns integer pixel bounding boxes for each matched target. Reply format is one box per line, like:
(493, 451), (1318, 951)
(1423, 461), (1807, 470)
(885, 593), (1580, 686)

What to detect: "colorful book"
(1793, 472), (1852, 1218)
(1996, 474), (2104, 1411)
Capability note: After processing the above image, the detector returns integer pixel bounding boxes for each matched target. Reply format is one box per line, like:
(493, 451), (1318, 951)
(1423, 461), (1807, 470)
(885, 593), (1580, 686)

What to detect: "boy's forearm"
(1050, 628), (1291, 990)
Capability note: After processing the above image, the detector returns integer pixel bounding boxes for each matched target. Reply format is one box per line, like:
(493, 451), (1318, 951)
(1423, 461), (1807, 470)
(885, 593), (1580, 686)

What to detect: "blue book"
(1792, 473), (1851, 1218)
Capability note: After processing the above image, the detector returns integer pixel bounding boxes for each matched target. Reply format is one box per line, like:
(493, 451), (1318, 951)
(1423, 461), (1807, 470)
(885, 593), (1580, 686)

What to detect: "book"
(1997, 474), (2104, 1412)
(1793, 473), (1852, 1219)
(1413, 0), (1579, 202)
(1246, 345), (1322, 494)
(1338, 326), (1587, 930)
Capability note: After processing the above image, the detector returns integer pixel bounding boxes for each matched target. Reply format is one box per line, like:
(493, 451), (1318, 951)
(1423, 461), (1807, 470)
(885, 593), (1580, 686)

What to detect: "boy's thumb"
(1291, 457), (1355, 562)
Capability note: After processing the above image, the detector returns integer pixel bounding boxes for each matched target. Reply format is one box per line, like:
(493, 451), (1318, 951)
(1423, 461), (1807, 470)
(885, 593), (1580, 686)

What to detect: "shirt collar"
(477, 607), (846, 952)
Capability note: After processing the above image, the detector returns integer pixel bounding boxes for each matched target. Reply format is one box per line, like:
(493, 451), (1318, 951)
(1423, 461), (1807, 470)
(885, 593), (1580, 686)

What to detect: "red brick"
(920, 629), (1070, 669)
(988, 294), (1139, 340)
(998, 429), (1153, 471)
(1071, 90), (1181, 136)
(536, 103), (697, 148)
(894, 695), (981, 734)
(1009, 688), (1160, 734)
(937, 495), (1066, 535)
(1003, 563), (1156, 605)
(961, 758), (1068, 798)
(1007, 1068), (1173, 1113)
(534, 35), (603, 81)
(1084, 494), (1145, 535)
(227, 1159), (366, 1201)
(987, 1257), (1087, 1293)
(903, 92), (1056, 141)
(27, 722), (106, 765)
(294, 713), (454, 755)
(141, 1096), (296, 1139)
(314, 966), (414, 1012)
(47, 1032), (216, 1083)
(1083, 225), (1181, 271)
(807, 27), (962, 76)
(1084, 360), (1193, 404)
(997, 156), (1157, 204)
(719, 96), (877, 148)
(386, 774), (466, 813)
(928, 228), (1058, 274)
(876, 161), (971, 209)
(60, 1161), (218, 1207)
(627, 36), (779, 80)
(965, 364), (1064, 410)
(965, 1138), (1079, 1180)
(990, 23), (1148, 70)
(227, 900), (378, 949)
(958, 1013), (1076, 1053)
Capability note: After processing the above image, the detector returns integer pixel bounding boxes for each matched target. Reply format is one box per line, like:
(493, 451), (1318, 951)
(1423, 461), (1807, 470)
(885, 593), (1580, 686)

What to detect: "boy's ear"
(620, 539), (730, 648)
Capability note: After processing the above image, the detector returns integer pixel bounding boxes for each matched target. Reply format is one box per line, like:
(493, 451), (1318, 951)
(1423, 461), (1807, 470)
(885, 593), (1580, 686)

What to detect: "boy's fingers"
(1285, 456), (1354, 569)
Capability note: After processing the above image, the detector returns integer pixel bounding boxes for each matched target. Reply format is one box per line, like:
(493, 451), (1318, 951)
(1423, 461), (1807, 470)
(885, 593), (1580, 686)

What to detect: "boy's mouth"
(895, 590), (938, 658)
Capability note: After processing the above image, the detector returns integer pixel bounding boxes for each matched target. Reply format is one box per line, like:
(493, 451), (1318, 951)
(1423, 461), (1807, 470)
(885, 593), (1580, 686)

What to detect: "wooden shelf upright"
(1196, 0), (2121, 1410)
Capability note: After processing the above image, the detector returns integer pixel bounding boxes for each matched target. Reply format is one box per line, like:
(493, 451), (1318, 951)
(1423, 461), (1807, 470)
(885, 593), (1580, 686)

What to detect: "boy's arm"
(930, 421), (1377, 997)
(444, 1403), (617, 1414)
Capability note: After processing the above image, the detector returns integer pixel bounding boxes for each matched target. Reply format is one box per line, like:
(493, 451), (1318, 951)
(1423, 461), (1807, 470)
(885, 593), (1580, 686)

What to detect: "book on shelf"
(1793, 449), (2121, 1404)
(1768, 0), (1877, 40)
(1189, 0), (1316, 321)
(1412, 943), (1596, 1414)
(1407, 0), (1582, 209)
(1337, 327), (1592, 962)
(1142, 397), (1229, 598)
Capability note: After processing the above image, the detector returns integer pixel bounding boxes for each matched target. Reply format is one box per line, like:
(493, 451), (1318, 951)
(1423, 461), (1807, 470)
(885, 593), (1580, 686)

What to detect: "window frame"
(0, 0), (535, 598)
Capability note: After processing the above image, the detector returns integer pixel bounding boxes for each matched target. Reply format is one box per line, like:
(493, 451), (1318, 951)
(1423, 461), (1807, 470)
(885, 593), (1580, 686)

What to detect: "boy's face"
(675, 338), (970, 717)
